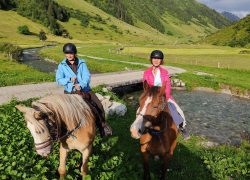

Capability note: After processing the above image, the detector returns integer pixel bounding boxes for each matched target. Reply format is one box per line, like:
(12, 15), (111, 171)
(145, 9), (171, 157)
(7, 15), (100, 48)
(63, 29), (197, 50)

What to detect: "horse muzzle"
(130, 128), (141, 139)
(35, 139), (52, 157)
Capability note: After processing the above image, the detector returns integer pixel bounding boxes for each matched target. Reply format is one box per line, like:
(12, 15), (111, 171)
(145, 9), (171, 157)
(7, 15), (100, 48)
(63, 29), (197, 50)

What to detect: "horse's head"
(130, 81), (167, 139)
(16, 104), (53, 157)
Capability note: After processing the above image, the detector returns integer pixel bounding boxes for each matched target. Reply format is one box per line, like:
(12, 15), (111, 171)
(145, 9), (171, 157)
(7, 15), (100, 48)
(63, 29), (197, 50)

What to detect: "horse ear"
(143, 80), (150, 92)
(16, 105), (30, 113)
(32, 102), (54, 117)
(34, 111), (45, 119)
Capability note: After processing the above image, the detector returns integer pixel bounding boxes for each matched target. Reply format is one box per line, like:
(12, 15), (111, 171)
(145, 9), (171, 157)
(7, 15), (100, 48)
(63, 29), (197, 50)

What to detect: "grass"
(0, 10), (72, 47)
(40, 44), (250, 91)
(0, 93), (249, 179)
(39, 44), (148, 64)
(170, 63), (250, 91)
(123, 45), (250, 70)
(39, 46), (145, 73)
(0, 54), (54, 87)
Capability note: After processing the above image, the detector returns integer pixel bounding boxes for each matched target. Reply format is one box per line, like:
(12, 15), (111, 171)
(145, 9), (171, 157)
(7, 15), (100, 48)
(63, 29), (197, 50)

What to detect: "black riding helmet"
(150, 50), (164, 65)
(150, 50), (164, 59)
(63, 43), (77, 54)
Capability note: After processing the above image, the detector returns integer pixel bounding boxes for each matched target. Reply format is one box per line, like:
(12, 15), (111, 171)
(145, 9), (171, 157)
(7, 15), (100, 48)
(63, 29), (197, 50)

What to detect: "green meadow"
(0, 54), (54, 87)
(40, 44), (250, 92)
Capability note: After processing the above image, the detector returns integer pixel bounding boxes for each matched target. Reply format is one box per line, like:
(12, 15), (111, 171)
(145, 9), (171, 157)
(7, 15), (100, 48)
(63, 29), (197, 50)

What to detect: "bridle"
(138, 96), (168, 137)
(34, 116), (84, 151)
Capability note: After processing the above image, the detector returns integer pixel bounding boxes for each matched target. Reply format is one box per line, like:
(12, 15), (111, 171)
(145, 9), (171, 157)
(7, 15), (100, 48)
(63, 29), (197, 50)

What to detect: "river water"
(124, 90), (250, 145)
(20, 46), (58, 73)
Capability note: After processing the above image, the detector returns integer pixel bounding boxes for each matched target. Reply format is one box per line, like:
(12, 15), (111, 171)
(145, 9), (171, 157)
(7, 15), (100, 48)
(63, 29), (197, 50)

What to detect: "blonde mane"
(31, 94), (94, 131)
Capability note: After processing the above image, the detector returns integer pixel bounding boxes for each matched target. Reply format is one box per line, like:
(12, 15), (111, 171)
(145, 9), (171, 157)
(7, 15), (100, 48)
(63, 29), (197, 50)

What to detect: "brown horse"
(130, 82), (178, 180)
(16, 94), (97, 179)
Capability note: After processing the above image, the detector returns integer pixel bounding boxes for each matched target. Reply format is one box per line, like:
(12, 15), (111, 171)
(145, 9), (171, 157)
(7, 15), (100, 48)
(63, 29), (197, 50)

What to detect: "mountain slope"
(84, 0), (230, 42)
(0, 0), (232, 45)
(204, 15), (250, 47)
(55, 0), (176, 44)
(221, 12), (240, 22)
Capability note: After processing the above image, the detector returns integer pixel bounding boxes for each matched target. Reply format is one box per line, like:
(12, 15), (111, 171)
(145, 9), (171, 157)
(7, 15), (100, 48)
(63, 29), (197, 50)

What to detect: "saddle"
(64, 90), (110, 137)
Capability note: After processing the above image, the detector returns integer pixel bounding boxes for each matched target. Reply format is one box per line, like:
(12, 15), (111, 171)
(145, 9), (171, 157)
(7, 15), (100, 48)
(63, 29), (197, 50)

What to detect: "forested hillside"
(86, 0), (231, 33)
(204, 15), (250, 47)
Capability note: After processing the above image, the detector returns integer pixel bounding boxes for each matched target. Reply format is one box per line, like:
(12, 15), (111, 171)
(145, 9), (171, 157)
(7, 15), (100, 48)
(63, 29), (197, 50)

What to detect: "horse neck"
(152, 111), (167, 131)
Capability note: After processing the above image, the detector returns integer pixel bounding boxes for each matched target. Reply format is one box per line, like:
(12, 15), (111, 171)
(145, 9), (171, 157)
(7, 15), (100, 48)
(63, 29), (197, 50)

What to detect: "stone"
(195, 71), (213, 76)
(128, 96), (134, 100)
(175, 82), (181, 87)
(173, 79), (180, 84)
(95, 93), (105, 101)
(102, 87), (108, 93)
(107, 102), (127, 116)
(101, 99), (113, 111)
(104, 95), (111, 101)
(180, 82), (185, 87)
(200, 141), (219, 148)
(220, 89), (232, 95)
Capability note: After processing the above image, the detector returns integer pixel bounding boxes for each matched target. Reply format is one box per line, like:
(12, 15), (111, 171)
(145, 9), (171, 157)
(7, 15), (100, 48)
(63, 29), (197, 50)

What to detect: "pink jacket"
(143, 66), (173, 100)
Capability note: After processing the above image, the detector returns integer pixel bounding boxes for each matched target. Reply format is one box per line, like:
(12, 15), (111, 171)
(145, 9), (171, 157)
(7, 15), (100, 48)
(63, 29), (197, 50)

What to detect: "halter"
(34, 118), (84, 150)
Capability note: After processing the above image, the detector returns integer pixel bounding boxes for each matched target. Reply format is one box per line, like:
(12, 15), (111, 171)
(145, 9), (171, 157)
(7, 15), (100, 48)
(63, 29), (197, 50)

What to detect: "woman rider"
(56, 43), (112, 137)
(131, 50), (190, 140)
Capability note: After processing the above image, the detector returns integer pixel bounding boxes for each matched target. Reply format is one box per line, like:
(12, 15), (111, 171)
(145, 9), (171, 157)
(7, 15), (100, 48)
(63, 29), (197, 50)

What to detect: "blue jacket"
(56, 58), (91, 92)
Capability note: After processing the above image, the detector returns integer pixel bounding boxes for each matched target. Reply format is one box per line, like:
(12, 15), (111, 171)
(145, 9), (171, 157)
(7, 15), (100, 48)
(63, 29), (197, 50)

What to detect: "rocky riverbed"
(123, 90), (250, 145)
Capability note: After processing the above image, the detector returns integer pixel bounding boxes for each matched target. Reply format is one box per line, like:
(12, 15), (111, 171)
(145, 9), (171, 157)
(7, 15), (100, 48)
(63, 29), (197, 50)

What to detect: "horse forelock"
(33, 94), (94, 130)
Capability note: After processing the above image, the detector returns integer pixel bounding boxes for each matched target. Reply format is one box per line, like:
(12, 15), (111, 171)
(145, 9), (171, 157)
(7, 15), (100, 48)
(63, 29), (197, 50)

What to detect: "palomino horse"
(130, 82), (178, 180)
(16, 94), (96, 178)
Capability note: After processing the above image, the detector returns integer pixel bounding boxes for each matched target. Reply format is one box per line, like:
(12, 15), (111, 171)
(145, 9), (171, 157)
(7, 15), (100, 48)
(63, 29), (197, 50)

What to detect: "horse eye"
(153, 106), (158, 108)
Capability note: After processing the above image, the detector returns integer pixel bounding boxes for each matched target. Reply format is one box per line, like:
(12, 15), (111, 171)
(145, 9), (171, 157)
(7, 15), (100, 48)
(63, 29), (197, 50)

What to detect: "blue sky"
(197, 0), (250, 18)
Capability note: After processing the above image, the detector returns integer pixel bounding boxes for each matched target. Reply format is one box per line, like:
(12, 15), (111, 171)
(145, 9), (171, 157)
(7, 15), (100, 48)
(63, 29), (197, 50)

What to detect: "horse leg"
(160, 154), (170, 180)
(58, 143), (68, 179)
(142, 152), (150, 180)
(81, 145), (92, 177)
(160, 138), (177, 179)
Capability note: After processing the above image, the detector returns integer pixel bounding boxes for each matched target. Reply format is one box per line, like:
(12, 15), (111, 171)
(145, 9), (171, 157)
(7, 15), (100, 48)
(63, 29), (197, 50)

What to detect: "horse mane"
(140, 86), (162, 100)
(31, 94), (94, 131)
(148, 86), (160, 97)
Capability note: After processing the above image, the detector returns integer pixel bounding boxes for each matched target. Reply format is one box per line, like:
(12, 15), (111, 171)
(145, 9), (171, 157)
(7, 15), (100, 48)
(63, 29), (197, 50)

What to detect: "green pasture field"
(39, 46), (145, 73)
(123, 45), (250, 70)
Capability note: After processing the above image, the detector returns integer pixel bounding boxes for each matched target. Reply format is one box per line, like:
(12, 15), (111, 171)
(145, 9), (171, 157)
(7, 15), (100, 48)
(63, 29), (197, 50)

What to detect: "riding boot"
(87, 92), (113, 137)
(179, 123), (190, 140)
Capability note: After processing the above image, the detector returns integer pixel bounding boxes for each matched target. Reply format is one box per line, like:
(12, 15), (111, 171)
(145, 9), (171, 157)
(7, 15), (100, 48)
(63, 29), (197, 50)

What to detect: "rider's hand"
(71, 77), (77, 83)
(74, 84), (81, 91)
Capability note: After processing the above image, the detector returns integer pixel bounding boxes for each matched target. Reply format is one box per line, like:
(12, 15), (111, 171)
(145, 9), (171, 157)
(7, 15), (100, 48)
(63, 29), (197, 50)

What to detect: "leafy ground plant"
(0, 93), (249, 179)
